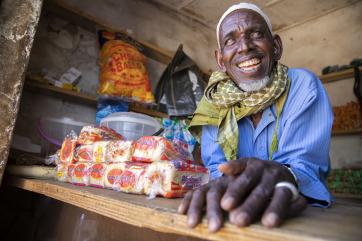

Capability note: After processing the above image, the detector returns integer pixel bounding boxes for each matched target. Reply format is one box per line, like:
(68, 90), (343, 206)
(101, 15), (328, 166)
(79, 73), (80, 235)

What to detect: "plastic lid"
(100, 112), (161, 128)
(40, 117), (90, 127)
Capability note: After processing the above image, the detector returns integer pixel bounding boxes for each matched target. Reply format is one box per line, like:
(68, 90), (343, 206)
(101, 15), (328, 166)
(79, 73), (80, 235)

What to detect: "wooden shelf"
(319, 66), (362, 83)
(332, 128), (362, 136)
(24, 77), (169, 119)
(8, 177), (362, 241)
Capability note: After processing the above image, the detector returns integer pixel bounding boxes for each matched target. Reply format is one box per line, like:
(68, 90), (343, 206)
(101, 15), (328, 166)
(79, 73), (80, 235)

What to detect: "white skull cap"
(216, 2), (273, 49)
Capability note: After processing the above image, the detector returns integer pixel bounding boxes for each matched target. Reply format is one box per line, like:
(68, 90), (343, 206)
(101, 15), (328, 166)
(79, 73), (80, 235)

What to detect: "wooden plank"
(45, 0), (173, 65)
(8, 177), (362, 241)
(319, 66), (362, 84)
(24, 77), (169, 118)
(332, 128), (362, 136)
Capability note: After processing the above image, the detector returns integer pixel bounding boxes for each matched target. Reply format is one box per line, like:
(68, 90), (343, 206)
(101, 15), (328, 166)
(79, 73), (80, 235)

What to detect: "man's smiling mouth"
(237, 57), (261, 72)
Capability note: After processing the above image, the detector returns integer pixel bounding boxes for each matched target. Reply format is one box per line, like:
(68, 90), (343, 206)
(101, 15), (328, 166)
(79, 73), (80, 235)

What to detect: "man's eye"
(225, 39), (235, 46)
(251, 31), (263, 39)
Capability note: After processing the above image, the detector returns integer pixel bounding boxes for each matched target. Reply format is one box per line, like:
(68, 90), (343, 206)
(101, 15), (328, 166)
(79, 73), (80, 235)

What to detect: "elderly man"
(178, 3), (333, 232)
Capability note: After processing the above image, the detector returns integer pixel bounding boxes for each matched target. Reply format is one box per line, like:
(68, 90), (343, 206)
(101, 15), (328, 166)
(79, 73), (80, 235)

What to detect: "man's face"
(216, 10), (282, 87)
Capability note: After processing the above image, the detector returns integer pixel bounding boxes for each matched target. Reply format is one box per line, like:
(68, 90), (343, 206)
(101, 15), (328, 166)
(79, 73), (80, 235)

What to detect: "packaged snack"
(106, 140), (134, 163)
(144, 160), (209, 198)
(89, 163), (107, 188)
(113, 162), (148, 194)
(55, 163), (68, 182)
(59, 136), (77, 163)
(75, 144), (94, 162)
(78, 125), (124, 145)
(98, 39), (155, 103)
(71, 163), (90, 186)
(92, 141), (109, 163)
(67, 163), (76, 182)
(132, 136), (191, 163)
(104, 163), (126, 189)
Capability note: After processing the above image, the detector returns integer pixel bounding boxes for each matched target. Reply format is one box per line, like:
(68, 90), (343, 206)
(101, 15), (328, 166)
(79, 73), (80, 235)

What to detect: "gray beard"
(237, 76), (271, 92)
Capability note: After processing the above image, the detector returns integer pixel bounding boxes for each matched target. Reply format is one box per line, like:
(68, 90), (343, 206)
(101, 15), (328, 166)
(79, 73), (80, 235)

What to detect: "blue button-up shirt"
(201, 68), (333, 205)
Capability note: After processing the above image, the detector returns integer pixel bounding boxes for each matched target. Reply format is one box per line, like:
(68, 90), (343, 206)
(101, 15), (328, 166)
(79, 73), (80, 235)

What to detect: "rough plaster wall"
(53, 0), (217, 73)
(280, 1), (362, 74)
(15, 11), (166, 149)
(277, 2), (362, 169)
(0, 0), (43, 183)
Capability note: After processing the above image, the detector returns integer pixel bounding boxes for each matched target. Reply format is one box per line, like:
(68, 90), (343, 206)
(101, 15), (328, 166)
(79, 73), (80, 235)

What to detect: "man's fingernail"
(236, 212), (250, 226)
(208, 219), (219, 232)
(187, 215), (197, 227)
(221, 196), (234, 209)
(263, 213), (279, 227)
(177, 205), (183, 213)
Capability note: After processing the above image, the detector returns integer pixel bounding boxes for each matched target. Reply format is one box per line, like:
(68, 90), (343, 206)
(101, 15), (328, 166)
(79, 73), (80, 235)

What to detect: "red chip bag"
(98, 40), (155, 103)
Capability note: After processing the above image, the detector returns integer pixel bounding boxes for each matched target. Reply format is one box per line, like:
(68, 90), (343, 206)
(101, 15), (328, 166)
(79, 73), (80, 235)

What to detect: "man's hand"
(177, 158), (307, 232)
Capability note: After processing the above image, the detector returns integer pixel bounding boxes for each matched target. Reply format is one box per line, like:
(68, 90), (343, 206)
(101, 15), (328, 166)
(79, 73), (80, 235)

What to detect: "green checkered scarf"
(189, 62), (290, 161)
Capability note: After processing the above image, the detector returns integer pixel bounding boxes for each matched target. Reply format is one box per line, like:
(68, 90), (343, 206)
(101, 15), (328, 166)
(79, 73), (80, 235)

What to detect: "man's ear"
(215, 49), (226, 72)
(273, 34), (283, 61)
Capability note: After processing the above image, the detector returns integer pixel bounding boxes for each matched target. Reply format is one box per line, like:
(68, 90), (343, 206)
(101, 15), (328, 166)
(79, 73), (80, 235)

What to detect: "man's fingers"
(206, 182), (226, 232)
(286, 195), (308, 218)
(218, 159), (247, 176)
(221, 161), (263, 211)
(229, 172), (275, 227)
(178, 191), (193, 214)
(187, 187), (207, 228)
(261, 185), (293, 228)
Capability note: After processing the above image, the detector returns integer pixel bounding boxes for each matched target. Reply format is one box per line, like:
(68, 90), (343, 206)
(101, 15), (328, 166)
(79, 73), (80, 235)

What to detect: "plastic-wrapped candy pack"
(60, 133), (78, 163)
(71, 163), (90, 186)
(78, 126), (124, 145)
(55, 161), (209, 198)
(89, 163), (107, 188)
(132, 136), (192, 163)
(104, 163), (126, 189)
(106, 140), (134, 163)
(144, 160), (209, 198)
(75, 144), (93, 163)
(112, 162), (148, 194)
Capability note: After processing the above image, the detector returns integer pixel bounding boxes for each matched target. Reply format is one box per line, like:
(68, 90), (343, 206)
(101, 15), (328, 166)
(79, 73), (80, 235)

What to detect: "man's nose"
(237, 38), (253, 53)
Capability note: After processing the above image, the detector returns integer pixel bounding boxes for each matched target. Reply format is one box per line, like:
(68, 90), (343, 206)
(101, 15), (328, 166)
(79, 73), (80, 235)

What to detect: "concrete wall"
(278, 1), (362, 169)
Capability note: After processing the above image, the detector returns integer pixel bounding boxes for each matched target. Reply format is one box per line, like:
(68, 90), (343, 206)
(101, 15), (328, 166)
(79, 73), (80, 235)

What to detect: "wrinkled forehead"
(219, 9), (269, 38)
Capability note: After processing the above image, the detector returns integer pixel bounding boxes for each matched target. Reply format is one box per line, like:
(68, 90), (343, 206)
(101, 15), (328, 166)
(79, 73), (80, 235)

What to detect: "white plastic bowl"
(100, 112), (162, 140)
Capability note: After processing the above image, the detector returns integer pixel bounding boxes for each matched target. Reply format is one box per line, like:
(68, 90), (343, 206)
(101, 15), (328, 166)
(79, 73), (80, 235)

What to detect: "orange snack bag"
(113, 162), (148, 194)
(89, 163), (107, 188)
(98, 40), (155, 103)
(71, 163), (90, 186)
(106, 140), (134, 163)
(59, 136), (77, 163)
(78, 126), (124, 145)
(144, 160), (209, 198)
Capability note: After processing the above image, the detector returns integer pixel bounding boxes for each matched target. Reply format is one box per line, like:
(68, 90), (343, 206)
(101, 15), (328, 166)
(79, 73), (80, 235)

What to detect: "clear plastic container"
(100, 112), (162, 140)
(38, 117), (90, 148)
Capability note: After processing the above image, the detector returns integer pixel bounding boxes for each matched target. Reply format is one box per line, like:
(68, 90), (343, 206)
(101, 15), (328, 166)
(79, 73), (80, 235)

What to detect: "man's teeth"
(238, 58), (261, 68)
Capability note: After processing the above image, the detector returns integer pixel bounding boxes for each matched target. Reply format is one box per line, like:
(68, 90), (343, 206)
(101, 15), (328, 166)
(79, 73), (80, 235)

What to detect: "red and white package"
(132, 136), (190, 163)
(144, 160), (209, 198)
(66, 163), (76, 182)
(75, 144), (93, 162)
(78, 125), (124, 145)
(71, 162), (90, 186)
(113, 162), (148, 194)
(106, 140), (134, 163)
(89, 163), (107, 188)
(55, 163), (68, 182)
(92, 141), (109, 163)
(59, 136), (77, 163)
(104, 163), (126, 189)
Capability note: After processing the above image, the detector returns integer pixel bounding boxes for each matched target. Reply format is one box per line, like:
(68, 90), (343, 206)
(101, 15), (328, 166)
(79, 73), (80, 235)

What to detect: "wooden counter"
(8, 177), (362, 241)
